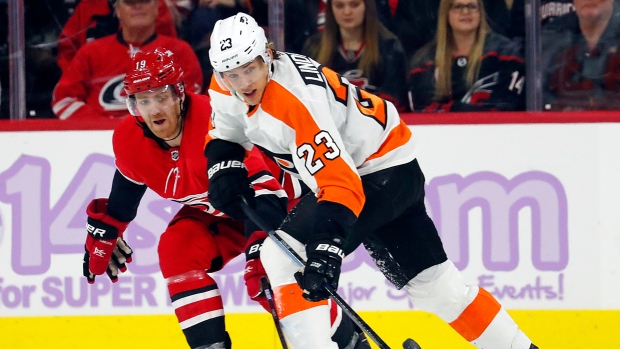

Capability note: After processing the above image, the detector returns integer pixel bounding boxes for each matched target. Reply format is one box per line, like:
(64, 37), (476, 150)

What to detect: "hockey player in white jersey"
(204, 12), (539, 349)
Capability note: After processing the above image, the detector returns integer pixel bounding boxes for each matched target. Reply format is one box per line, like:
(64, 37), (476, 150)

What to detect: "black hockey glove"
(295, 236), (345, 302)
(205, 139), (256, 220)
(294, 201), (356, 301)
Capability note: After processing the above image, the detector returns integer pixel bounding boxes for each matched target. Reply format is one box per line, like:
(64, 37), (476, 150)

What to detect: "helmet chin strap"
(162, 122), (183, 142)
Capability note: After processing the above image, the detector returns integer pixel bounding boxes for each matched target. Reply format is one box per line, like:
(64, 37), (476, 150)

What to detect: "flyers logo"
(321, 67), (388, 130)
(275, 157), (295, 169)
(255, 145), (300, 175)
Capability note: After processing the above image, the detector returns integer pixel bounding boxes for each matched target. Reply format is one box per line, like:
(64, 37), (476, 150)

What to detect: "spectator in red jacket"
(52, 0), (202, 120)
(57, 0), (178, 72)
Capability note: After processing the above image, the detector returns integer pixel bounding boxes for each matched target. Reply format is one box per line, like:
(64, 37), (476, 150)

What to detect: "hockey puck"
(403, 338), (422, 349)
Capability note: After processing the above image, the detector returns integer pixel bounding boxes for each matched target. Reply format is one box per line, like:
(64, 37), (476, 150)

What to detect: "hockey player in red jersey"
(81, 46), (368, 349)
(205, 12), (539, 349)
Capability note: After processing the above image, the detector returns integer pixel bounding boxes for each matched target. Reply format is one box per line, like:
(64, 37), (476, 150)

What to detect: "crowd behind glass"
(1, 0), (617, 119)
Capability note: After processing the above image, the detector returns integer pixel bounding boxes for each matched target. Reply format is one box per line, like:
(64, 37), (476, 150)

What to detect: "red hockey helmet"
(124, 47), (185, 96)
(124, 47), (185, 116)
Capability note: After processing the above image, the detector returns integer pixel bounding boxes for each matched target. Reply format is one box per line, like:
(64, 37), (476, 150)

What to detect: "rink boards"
(1, 112), (619, 348)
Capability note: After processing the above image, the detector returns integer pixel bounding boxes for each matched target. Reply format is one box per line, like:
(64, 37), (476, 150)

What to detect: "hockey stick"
(238, 197), (422, 349)
(260, 277), (289, 349)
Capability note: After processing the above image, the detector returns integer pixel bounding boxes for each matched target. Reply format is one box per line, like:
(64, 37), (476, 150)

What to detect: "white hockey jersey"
(207, 52), (417, 217)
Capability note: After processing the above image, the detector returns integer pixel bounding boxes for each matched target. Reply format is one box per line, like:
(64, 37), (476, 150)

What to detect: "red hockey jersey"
(52, 33), (202, 120)
(57, 0), (177, 72)
(112, 92), (286, 215)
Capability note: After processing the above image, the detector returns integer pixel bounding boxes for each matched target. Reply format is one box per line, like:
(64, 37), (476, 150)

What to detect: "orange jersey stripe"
(366, 118), (412, 162)
(322, 67), (388, 129)
(204, 134), (215, 150)
(273, 283), (328, 319)
(449, 287), (501, 341)
(261, 80), (365, 216)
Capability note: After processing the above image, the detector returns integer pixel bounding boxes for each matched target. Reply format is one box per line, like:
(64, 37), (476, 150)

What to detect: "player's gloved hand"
(82, 198), (130, 284)
(243, 231), (270, 311)
(205, 139), (255, 219)
(294, 236), (345, 302)
(83, 237), (133, 283)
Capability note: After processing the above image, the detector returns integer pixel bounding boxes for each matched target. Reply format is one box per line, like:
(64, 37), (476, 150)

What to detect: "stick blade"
(403, 338), (422, 349)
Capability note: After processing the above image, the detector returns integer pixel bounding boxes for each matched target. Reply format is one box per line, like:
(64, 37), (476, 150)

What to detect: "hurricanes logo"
(99, 74), (128, 111)
(342, 69), (371, 90)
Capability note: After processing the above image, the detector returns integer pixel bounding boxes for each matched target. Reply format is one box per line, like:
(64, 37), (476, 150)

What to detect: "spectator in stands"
(542, 0), (620, 111)
(0, 0), (68, 119)
(391, 0), (524, 62)
(57, 0), (177, 72)
(301, 0), (408, 111)
(407, 0), (525, 112)
(263, 0), (391, 54)
(52, 0), (202, 120)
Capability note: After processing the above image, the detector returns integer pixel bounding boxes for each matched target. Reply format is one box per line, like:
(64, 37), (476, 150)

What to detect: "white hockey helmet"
(209, 12), (271, 73)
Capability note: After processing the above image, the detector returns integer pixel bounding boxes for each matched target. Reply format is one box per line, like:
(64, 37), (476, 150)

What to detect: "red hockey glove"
(243, 231), (270, 311)
(83, 236), (133, 283)
(82, 199), (130, 284)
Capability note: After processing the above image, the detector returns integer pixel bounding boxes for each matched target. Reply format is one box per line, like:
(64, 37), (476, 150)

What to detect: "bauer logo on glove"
(207, 160), (246, 179)
(314, 243), (344, 257)
(86, 224), (108, 238)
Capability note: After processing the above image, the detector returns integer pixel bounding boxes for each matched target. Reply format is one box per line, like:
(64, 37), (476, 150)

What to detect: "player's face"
(116, 0), (158, 30)
(134, 85), (183, 140)
(448, 0), (481, 35)
(221, 56), (270, 106)
(331, 0), (366, 32)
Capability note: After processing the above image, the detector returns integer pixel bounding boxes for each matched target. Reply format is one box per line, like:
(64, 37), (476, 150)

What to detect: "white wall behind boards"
(0, 122), (618, 317)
